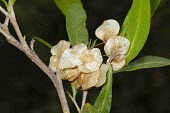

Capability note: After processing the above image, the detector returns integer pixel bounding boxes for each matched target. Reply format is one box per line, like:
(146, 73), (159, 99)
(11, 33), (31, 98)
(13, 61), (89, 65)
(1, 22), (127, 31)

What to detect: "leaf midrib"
(123, 61), (170, 71)
(99, 69), (112, 113)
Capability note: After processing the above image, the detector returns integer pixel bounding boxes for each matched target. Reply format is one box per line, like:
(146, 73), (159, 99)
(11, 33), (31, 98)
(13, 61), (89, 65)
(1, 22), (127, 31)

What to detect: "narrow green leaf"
(1, 0), (8, 9)
(119, 10), (130, 37)
(11, 0), (16, 5)
(94, 66), (113, 113)
(82, 103), (98, 113)
(90, 39), (97, 49)
(34, 37), (53, 49)
(150, 0), (161, 16)
(53, 0), (82, 15)
(117, 56), (170, 72)
(66, 3), (88, 46)
(124, 0), (151, 64)
(71, 82), (77, 99)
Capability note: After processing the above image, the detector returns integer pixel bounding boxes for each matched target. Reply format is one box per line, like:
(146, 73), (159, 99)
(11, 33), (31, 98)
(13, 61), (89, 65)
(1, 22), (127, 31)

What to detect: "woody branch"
(0, 0), (70, 113)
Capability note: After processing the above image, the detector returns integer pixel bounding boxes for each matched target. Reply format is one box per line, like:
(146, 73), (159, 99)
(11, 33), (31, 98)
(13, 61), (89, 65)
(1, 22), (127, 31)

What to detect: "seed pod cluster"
(95, 19), (130, 71)
(49, 40), (108, 90)
(49, 19), (130, 90)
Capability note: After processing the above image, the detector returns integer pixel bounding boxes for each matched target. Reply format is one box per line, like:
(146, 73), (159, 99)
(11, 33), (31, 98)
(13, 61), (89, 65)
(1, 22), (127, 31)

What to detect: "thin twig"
(0, 5), (8, 16)
(4, 17), (9, 26)
(9, 0), (28, 46)
(94, 42), (104, 47)
(81, 91), (88, 112)
(67, 91), (81, 113)
(0, 2), (70, 113)
(30, 38), (35, 51)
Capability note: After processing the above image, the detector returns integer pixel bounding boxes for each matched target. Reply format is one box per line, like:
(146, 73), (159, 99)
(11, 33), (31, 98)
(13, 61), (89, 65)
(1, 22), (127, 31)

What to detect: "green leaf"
(117, 56), (170, 72)
(119, 10), (130, 37)
(34, 37), (53, 49)
(1, 0), (17, 12)
(1, 0), (8, 9)
(66, 3), (88, 46)
(123, 0), (151, 64)
(11, 0), (16, 5)
(82, 103), (98, 113)
(150, 0), (161, 16)
(94, 66), (113, 113)
(53, 0), (82, 15)
(71, 83), (77, 99)
(90, 39), (97, 49)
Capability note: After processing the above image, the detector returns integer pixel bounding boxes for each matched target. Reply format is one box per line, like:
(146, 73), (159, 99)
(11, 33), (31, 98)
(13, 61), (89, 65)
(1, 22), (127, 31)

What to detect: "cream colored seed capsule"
(95, 64), (109, 87)
(95, 19), (120, 42)
(81, 70), (100, 90)
(49, 56), (58, 72)
(51, 40), (70, 56)
(61, 67), (80, 81)
(78, 48), (103, 73)
(72, 74), (82, 89)
(58, 49), (77, 69)
(49, 40), (70, 72)
(104, 36), (130, 71)
(110, 55), (126, 71)
(104, 36), (130, 56)
(69, 43), (88, 66)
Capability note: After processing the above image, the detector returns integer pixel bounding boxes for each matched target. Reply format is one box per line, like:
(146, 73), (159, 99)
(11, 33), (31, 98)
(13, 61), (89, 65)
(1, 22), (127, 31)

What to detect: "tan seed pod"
(95, 19), (120, 42)
(69, 43), (88, 66)
(81, 70), (100, 90)
(66, 68), (80, 81)
(58, 49), (76, 69)
(104, 36), (130, 57)
(78, 48), (103, 73)
(49, 55), (58, 72)
(49, 40), (70, 71)
(51, 40), (70, 56)
(72, 74), (82, 89)
(95, 64), (109, 87)
(111, 55), (126, 71)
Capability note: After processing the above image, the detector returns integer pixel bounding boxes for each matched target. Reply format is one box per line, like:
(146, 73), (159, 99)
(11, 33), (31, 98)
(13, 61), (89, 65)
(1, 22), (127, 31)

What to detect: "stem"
(67, 91), (81, 113)
(0, 1), (70, 113)
(0, 5), (8, 16)
(8, 0), (28, 47)
(81, 91), (88, 112)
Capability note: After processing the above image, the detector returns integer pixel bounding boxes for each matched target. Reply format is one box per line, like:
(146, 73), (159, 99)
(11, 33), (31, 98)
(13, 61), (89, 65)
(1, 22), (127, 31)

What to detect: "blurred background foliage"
(0, 0), (170, 113)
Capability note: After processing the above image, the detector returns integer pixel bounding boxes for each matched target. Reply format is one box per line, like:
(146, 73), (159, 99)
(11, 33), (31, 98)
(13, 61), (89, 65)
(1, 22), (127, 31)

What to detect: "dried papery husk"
(69, 43), (88, 66)
(95, 19), (120, 42)
(115, 36), (130, 55)
(95, 64), (109, 87)
(111, 55), (126, 71)
(58, 49), (76, 69)
(72, 74), (82, 89)
(49, 40), (70, 71)
(78, 48), (103, 73)
(104, 36), (130, 56)
(49, 55), (58, 72)
(81, 70), (100, 90)
(51, 40), (70, 56)
(66, 68), (80, 81)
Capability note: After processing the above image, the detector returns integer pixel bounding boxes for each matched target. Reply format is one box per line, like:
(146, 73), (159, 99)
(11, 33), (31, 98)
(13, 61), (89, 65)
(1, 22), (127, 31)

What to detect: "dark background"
(0, 0), (170, 113)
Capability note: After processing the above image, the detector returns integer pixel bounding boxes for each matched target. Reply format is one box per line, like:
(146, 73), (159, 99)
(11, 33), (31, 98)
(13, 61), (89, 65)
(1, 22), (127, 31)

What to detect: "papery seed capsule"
(95, 19), (120, 42)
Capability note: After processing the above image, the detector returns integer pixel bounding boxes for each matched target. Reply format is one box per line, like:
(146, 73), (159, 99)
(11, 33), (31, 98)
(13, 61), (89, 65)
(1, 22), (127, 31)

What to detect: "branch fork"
(0, 0), (70, 113)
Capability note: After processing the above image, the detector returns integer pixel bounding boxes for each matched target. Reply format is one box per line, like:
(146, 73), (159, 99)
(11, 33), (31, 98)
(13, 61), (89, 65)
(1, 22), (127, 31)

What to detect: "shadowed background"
(0, 0), (170, 113)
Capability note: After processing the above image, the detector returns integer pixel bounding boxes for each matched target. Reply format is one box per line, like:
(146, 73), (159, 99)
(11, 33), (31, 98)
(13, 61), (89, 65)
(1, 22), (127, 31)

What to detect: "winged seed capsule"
(105, 36), (130, 71)
(49, 40), (109, 90)
(49, 40), (70, 72)
(95, 19), (120, 42)
(72, 64), (109, 90)
(78, 48), (103, 73)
